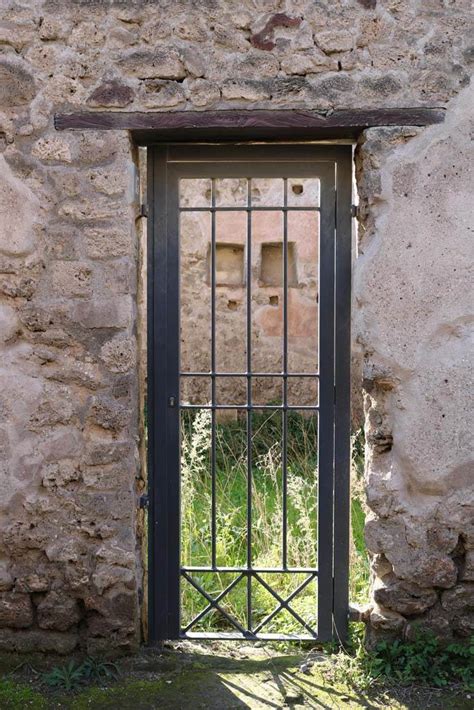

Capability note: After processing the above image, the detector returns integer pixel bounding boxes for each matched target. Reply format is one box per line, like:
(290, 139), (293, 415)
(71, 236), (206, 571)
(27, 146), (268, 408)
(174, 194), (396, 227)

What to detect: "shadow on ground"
(0, 641), (472, 709)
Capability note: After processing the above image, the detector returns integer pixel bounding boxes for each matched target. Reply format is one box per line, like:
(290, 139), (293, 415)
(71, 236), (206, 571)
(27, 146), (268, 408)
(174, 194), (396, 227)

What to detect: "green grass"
(180, 410), (370, 634)
(0, 679), (48, 709)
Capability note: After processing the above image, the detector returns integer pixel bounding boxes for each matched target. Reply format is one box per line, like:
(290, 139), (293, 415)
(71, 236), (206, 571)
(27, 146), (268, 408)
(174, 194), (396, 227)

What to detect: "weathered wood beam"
(55, 108), (445, 133)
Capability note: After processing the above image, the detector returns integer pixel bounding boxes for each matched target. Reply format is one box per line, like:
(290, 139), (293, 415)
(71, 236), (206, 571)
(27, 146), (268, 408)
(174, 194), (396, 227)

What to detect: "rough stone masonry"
(0, 0), (472, 652)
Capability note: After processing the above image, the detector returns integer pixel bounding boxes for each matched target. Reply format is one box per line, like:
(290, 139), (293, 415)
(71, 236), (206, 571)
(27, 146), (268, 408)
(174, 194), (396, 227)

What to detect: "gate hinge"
(139, 203), (148, 218)
(351, 204), (359, 219)
(139, 494), (150, 509)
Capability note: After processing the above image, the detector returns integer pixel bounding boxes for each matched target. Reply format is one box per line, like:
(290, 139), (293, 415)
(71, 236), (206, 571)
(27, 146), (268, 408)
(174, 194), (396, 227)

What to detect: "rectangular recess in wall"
(260, 242), (297, 287)
(210, 243), (245, 286)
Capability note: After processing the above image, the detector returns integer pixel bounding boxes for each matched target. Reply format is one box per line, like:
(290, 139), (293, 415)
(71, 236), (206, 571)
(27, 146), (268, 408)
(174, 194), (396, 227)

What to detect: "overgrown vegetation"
(180, 409), (369, 633)
(324, 626), (474, 693)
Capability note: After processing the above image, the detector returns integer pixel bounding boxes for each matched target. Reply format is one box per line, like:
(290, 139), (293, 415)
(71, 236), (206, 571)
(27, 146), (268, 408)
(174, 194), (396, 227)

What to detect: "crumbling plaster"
(0, 0), (472, 651)
(354, 84), (473, 641)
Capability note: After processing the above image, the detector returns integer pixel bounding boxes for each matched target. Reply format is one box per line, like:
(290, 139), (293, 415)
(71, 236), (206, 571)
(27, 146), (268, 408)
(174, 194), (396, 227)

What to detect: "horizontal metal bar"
(182, 631), (319, 641)
(179, 206), (320, 212)
(182, 567), (319, 574)
(179, 404), (319, 411)
(180, 371), (320, 378)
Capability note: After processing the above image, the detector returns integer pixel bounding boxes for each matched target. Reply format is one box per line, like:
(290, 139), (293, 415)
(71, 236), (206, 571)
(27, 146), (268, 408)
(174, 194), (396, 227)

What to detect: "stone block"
(32, 137), (72, 163)
(118, 49), (186, 79)
(367, 605), (406, 646)
(42, 460), (81, 489)
(81, 462), (129, 489)
(29, 389), (75, 430)
(280, 51), (336, 75)
(188, 78), (221, 107)
(0, 58), (36, 106)
(51, 261), (92, 298)
(87, 79), (135, 108)
(100, 335), (136, 373)
(0, 592), (33, 628)
(38, 427), (82, 462)
(84, 226), (132, 259)
(0, 303), (18, 343)
(0, 155), (38, 257)
(316, 30), (354, 54)
(86, 396), (128, 432)
(69, 21), (105, 48)
(14, 573), (50, 593)
(441, 583), (474, 615)
(374, 580), (438, 616)
(57, 197), (125, 223)
(87, 169), (128, 197)
(141, 80), (185, 108)
(72, 297), (133, 330)
(222, 80), (271, 101)
(181, 47), (206, 78)
(84, 441), (132, 467)
(0, 21), (35, 51)
(0, 564), (13, 592)
(92, 564), (135, 594)
(37, 591), (81, 631)
(39, 17), (68, 41)
(461, 550), (474, 581)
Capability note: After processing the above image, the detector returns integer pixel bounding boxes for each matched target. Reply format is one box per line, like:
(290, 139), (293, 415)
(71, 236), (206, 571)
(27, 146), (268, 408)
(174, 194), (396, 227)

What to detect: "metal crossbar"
(253, 573), (317, 635)
(182, 572), (245, 633)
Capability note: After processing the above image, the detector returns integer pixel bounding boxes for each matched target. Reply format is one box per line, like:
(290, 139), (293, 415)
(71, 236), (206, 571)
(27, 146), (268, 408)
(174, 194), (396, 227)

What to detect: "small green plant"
(41, 660), (85, 692)
(41, 657), (120, 692)
(371, 633), (474, 689)
(80, 656), (120, 683)
(326, 627), (474, 692)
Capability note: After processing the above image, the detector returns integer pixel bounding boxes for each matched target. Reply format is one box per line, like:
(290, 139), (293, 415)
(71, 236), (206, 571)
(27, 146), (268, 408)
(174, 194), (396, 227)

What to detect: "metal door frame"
(147, 144), (352, 644)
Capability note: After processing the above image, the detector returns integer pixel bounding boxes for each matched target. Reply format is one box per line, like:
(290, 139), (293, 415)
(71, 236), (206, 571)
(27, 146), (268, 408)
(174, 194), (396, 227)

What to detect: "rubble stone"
(0, 593), (33, 629)
(36, 592), (81, 631)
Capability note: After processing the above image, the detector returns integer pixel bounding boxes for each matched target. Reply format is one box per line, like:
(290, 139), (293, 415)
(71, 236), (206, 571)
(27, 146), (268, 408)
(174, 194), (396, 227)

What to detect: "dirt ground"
(1, 640), (473, 709)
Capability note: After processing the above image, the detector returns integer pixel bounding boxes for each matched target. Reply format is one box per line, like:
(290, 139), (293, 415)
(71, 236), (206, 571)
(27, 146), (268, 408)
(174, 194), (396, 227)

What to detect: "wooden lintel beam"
(54, 108), (445, 136)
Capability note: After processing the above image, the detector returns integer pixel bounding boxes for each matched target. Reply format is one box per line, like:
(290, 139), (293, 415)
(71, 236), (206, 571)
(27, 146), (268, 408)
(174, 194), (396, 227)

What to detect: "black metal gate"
(147, 145), (352, 643)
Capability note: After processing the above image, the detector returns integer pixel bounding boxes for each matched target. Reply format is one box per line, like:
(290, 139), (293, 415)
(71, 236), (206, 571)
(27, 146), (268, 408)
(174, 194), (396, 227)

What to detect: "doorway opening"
(137, 143), (367, 644)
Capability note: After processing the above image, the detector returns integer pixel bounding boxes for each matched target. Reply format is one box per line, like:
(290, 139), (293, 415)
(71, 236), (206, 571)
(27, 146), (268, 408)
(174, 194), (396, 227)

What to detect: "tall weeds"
(180, 411), (369, 633)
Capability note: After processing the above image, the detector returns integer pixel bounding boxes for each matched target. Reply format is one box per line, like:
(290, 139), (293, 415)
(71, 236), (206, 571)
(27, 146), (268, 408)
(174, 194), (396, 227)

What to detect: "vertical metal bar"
(166, 157), (181, 640)
(282, 178), (288, 569)
(146, 145), (157, 644)
(333, 149), (353, 643)
(210, 179), (217, 569)
(317, 165), (337, 642)
(246, 178), (252, 631)
(149, 146), (181, 641)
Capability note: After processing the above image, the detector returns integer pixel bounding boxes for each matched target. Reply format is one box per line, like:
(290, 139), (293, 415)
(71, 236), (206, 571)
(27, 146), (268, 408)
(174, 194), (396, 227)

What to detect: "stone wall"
(0, 0), (472, 651)
(354, 85), (473, 642)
